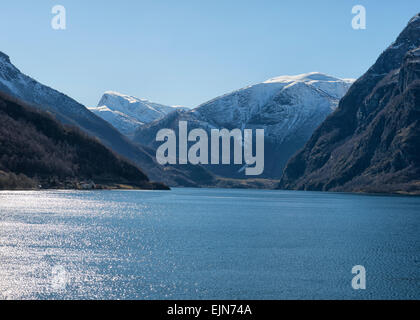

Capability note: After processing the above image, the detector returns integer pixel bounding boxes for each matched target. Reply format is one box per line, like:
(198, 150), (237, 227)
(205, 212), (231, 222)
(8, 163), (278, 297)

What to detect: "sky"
(0, 1), (419, 108)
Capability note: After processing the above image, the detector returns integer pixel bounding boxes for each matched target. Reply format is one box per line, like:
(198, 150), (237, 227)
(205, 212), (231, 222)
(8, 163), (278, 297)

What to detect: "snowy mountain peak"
(193, 73), (355, 129)
(91, 91), (187, 137)
(101, 91), (154, 104)
(263, 72), (353, 84)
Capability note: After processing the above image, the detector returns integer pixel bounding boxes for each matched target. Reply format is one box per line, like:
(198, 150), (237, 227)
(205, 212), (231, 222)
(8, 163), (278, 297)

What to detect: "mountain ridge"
(134, 72), (354, 179)
(90, 91), (188, 137)
(278, 13), (420, 194)
(0, 50), (198, 186)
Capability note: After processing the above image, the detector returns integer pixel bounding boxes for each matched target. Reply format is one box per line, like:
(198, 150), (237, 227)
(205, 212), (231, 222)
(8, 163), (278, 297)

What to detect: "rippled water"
(0, 188), (419, 300)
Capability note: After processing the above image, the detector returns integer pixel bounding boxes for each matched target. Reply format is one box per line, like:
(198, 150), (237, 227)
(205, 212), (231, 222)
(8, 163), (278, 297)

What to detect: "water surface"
(0, 188), (419, 299)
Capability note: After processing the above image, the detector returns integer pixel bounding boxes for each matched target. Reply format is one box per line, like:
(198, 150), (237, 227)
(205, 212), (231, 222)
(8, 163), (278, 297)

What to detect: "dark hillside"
(279, 14), (420, 195)
(0, 91), (169, 190)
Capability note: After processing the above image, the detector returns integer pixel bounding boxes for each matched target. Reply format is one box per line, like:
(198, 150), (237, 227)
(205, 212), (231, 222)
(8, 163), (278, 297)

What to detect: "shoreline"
(3, 185), (420, 197)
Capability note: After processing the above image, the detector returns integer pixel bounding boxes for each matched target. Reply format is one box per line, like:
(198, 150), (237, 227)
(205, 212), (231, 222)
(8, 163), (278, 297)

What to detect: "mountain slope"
(134, 72), (353, 179)
(89, 91), (187, 137)
(0, 51), (185, 185)
(279, 14), (420, 194)
(0, 91), (168, 190)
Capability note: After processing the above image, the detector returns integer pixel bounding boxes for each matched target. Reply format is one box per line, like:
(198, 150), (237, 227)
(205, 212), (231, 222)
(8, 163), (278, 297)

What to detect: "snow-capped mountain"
(90, 91), (188, 137)
(194, 72), (354, 143)
(134, 72), (354, 179)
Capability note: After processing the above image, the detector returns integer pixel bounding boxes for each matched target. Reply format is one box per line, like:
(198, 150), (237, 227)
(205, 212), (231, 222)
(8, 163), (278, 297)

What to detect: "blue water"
(0, 188), (419, 300)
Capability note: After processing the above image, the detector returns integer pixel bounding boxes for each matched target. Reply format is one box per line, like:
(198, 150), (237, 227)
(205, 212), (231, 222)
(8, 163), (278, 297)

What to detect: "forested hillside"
(0, 91), (168, 190)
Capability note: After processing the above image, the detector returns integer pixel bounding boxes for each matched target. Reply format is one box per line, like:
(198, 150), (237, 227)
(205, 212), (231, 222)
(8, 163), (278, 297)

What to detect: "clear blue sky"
(1, 1), (418, 108)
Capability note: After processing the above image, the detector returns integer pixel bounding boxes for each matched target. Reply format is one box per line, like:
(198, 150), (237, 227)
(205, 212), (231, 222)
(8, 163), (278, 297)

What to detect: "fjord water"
(0, 188), (418, 300)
